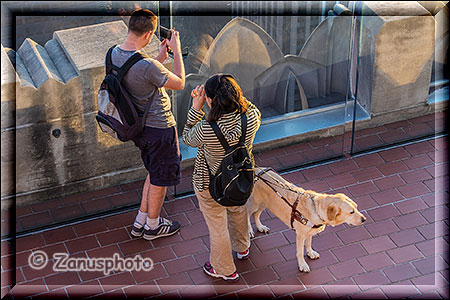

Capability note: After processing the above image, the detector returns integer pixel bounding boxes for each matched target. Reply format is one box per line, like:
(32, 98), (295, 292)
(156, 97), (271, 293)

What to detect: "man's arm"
(163, 29), (185, 91)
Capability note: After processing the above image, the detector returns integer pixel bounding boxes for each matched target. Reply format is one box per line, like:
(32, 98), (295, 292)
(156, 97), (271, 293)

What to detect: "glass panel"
(172, 1), (355, 195)
(349, 2), (448, 155)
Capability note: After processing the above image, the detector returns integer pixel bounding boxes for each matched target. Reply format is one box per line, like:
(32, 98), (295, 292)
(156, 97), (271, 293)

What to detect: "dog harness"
(255, 167), (325, 230)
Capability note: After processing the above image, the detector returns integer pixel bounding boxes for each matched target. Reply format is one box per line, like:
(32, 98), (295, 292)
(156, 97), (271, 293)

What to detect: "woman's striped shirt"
(182, 100), (262, 192)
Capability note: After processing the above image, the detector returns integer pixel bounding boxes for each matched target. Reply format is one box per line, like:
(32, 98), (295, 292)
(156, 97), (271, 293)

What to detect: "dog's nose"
(361, 216), (366, 223)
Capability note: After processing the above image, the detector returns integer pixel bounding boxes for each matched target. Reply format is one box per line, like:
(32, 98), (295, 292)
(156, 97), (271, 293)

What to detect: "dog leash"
(254, 167), (324, 230)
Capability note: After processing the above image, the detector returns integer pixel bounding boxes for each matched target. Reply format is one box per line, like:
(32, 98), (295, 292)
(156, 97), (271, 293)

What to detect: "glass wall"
(4, 1), (447, 237)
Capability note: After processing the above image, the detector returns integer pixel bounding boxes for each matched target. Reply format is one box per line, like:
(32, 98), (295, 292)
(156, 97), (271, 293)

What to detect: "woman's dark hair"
(204, 74), (249, 122)
(128, 9), (158, 36)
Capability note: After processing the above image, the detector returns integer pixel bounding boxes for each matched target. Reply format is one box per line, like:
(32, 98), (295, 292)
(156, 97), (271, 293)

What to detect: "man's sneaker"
(143, 217), (180, 240)
(203, 262), (239, 282)
(130, 222), (144, 238)
(236, 249), (250, 260)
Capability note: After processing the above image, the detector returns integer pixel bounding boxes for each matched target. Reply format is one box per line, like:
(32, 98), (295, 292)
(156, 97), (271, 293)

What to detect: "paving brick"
(179, 222), (209, 241)
(392, 212), (429, 230)
(371, 189), (405, 206)
(350, 287), (387, 298)
(365, 219), (400, 237)
(131, 263), (167, 283)
(73, 219), (108, 237)
(278, 244), (296, 261)
(292, 286), (329, 299)
(302, 147), (334, 162)
(379, 147), (411, 162)
(389, 228), (425, 247)
(103, 211), (135, 230)
(367, 205), (401, 221)
(328, 259), (365, 279)
(179, 284), (217, 299)
(41, 226), (76, 245)
(306, 250), (339, 270)
(353, 195), (378, 211)
(110, 191), (140, 207)
(351, 167), (384, 183)
(51, 204), (84, 222)
(21, 260), (56, 282)
(151, 232), (183, 248)
(89, 289), (126, 299)
(336, 227), (371, 245)
(86, 244), (121, 259)
(10, 278), (48, 298)
(253, 233), (289, 252)
(400, 169), (433, 184)
(268, 276), (305, 297)
(397, 182), (431, 198)
(412, 256), (447, 275)
(387, 245), (423, 264)
(382, 263), (420, 283)
(163, 256), (198, 275)
(44, 271), (80, 289)
(81, 197), (113, 214)
(354, 153), (385, 168)
(311, 232), (342, 251)
(327, 159), (360, 175)
(123, 284), (160, 298)
(19, 211), (53, 230)
(235, 285), (273, 298)
(322, 278), (360, 298)
(185, 210), (205, 224)
(15, 234), (46, 252)
(352, 270), (390, 287)
(241, 266), (278, 285)
(358, 252), (394, 272)
(164, 198), (196, 215)
(300, 165), (334, 181)
(156, 273), (192, 294)
(380, 281), (421, 298)
(403, 155), (434, 170)
(65, 280), (103, 299)
(96, 228), (130, 246)
(249, 248), (285, 268)
(394, 197), (429, 215)
(373, 175), (405, 192)
(347, 182), (379, 197)
(354, 135), (385, 150)
(323, 173), (357, 189)
(331, 244), (368, 262)
(377, 161), (409, 176)
(117, 238), (153, 256)
(65, 235), (99, 254)
(171, 238), (207, 257)
(98, 271), (135, 291)
(416, 239), (436, 257)
(404, 142), (435, 156)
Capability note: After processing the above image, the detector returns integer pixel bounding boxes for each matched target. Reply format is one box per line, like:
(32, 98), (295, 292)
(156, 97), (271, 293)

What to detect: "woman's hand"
(191, 85), (206, 111)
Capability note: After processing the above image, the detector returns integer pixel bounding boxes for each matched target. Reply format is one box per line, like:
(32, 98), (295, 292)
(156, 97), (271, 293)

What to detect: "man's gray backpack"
(96, 45), (152, 142)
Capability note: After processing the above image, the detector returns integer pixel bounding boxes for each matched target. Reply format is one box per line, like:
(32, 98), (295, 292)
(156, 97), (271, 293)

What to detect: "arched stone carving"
(254, 55), (327, 117)
(199, 17), (283, 100)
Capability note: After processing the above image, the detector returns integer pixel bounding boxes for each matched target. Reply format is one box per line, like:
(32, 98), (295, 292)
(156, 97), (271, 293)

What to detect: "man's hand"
(191, 85), (206, 111)
(166, 28), (181, 54)
(156, 39), (169, 63)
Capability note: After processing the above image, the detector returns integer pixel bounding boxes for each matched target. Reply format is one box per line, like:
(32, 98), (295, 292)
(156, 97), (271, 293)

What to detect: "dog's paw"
(257, 224), (270, 234)
(298, 262), (311, 273)
(307, 250), (320, 260)
(249, 229), (255, 239)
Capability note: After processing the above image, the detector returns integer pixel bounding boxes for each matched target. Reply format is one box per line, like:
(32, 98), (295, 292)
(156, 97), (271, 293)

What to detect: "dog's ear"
(327, 205), (340, 221)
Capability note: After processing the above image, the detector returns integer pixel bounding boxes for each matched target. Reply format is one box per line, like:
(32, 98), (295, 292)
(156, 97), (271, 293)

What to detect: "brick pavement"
(1, 137), (448, 299)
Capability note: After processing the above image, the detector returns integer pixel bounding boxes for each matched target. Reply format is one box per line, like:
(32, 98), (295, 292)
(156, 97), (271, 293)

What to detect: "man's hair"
(128, 9), (158, 36)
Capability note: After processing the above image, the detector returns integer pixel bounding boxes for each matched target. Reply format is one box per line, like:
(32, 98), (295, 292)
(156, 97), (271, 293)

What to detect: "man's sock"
(134, 210), (148, 227)
(145, 216), (160, 230)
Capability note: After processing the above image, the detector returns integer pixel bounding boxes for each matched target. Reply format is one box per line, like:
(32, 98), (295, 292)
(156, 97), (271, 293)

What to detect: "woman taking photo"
(183, 74), (261, 282)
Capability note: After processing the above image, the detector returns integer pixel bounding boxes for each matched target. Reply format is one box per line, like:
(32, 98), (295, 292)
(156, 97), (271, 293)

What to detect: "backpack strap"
(239, 113), (247, 144)
(116, 52), (148, 82)
(105, 45), (118, 75)
(209, 121), (230, 151)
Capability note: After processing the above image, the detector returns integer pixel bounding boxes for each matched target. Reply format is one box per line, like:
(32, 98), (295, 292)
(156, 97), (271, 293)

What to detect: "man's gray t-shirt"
(110, 46), (176, 129)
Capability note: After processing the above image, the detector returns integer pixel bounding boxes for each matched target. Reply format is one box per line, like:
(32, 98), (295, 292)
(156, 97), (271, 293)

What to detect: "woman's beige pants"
(195, 188), (250, 276)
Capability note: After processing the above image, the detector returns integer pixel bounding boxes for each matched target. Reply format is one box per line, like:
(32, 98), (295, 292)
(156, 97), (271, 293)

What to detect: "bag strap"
(208, 112), (248, 151)
(239, 113), (247, 144)
(209, 121), (230, 151)
(105, 45), (148, 82)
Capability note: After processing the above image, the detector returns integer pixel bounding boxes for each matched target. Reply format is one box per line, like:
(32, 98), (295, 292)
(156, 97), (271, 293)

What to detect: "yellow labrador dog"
(246, 167), (366, 272)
